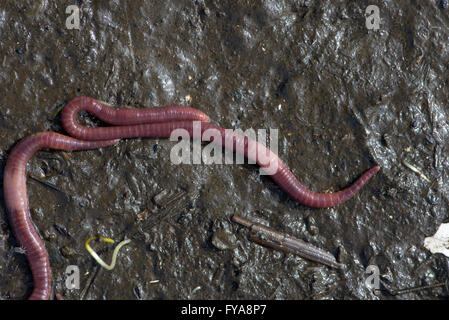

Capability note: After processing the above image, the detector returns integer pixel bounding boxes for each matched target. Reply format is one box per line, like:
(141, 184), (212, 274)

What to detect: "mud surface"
(1, 1), (449, 300)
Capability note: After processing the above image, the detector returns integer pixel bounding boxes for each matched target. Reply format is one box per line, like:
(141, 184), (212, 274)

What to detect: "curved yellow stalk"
(85, 235), (131, 270)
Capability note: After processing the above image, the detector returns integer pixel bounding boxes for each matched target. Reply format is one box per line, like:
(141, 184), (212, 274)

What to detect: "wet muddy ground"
(1, 1), (449, 300)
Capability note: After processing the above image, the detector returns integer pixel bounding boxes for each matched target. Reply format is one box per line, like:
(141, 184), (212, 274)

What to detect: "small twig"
(28, 175), (64, 193)
(80, 265), (101, 300)
(189, 286), (202, 299)
(244, 215), (270, 226)
(232, 215), (343, 269)
(390, 282), (446, 296)
(53, 104), (65, 117)
(378, 278), (447, 296)
(402, 160), (431, 183)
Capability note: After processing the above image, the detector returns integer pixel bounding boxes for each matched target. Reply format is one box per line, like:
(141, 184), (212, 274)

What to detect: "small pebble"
(14, 247), (26, 254)
(60, 245), (77, 258)
(211, 229), (237, 250)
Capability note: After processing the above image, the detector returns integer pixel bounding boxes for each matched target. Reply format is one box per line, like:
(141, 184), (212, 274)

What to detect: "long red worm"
(3, 133), (119, 300)
(61, 97), (379, 208)
(4, 96), (378, 299)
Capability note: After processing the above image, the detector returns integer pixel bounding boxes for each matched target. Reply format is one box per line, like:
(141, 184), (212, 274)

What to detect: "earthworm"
(3, 132), (119, 300)
(61, 99), (379, 207)
(61, 96), (210, 140)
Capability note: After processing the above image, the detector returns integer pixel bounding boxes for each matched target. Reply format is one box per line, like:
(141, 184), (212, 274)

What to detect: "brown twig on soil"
(80, 265), (101, 300)
(232, 215), (343, 269)
(379, 278), (447, 296)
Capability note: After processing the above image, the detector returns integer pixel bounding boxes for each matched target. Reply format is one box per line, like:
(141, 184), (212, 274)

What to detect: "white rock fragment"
(424, 223), (449, 257)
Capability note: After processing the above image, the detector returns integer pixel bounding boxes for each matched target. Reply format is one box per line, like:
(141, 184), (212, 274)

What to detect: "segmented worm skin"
(61, 97), (379, 208)
(4, 96), (378, 299)
(61, 96), (210, 139)
(3, 133), (119, 300)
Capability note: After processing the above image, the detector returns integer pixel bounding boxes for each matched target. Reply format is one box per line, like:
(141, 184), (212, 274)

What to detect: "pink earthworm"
(3, 132), (119, 299)
(61, 96), (210, 140)
(61, 97), (379, 208)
